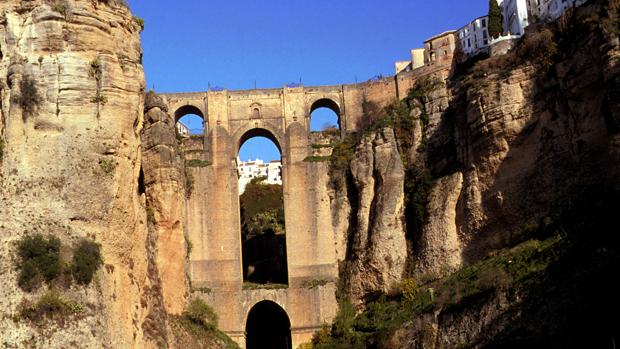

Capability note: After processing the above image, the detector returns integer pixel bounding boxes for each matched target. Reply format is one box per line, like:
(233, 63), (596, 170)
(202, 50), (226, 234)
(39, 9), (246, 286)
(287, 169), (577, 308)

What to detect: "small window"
(252, 108), (260, 119)
(482, 19), (487, 27)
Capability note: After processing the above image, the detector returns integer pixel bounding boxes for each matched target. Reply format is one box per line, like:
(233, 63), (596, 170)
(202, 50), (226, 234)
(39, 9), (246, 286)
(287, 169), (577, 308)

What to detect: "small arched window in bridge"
(252, 108), (261, 119)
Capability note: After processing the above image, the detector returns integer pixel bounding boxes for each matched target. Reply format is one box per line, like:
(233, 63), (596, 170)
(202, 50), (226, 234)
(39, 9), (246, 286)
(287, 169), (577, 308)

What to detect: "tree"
(488, 0), (503, 39)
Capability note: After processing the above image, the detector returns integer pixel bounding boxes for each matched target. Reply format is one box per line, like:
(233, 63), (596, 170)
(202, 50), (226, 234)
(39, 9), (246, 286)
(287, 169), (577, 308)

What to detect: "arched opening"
(175, 105), (205, 137)
(237, 129), (287, 286)
(310, 98), (341, 133)
(246, 301), (292, 349)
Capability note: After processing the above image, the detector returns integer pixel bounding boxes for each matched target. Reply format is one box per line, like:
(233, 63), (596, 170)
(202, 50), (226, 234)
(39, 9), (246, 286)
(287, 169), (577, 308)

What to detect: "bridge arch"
(174, 104), (206, 136)
(174, 104), (205, 122)
(309, 98), (342, 131)
(236, 126), (289, 285)
(235, 126), (284, 159)
(245, 300), (292, 349)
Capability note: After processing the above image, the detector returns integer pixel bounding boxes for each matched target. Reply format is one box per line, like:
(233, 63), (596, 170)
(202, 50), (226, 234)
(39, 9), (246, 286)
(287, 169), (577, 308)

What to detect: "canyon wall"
(0, 2), (206, 348)
(327, 0), (620, 346)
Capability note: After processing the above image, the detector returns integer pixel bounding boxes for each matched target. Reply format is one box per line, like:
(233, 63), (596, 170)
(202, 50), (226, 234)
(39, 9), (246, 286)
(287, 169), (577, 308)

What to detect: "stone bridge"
(158, 73), (422, 348)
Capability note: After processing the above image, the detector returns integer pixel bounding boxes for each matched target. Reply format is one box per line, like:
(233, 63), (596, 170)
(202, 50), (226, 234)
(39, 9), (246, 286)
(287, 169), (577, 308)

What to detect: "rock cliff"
(323, 0), (620, 347)
(334, 128), (408, 307)
(0, 0), (154, 347)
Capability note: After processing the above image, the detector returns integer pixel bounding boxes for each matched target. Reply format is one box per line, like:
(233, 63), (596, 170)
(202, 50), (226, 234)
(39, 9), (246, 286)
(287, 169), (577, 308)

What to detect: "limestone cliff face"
(334, 128), (408, 306)
(0, 1), (159, 347)
(381, 0), (620, 346)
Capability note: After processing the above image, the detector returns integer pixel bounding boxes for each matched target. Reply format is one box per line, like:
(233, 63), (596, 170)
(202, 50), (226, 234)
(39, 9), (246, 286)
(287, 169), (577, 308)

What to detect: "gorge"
(1, 0), (619, 348)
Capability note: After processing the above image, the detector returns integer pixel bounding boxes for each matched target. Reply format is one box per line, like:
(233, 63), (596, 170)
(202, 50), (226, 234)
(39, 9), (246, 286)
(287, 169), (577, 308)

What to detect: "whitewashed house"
(176, 121), (189, 137)
(457, 16), (491, 55)
(499, 0), (531, 36)
(237, 158), (282, 194)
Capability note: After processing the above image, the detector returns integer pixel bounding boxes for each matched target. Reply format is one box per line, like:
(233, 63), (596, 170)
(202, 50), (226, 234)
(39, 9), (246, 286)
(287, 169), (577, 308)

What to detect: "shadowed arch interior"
(246, 301), (292, 349)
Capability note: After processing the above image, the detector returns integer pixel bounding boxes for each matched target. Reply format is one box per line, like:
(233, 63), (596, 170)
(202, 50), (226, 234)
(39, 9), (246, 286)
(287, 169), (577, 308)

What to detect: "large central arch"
(246, 301), (292, 349)
(236, 127), (288, 286)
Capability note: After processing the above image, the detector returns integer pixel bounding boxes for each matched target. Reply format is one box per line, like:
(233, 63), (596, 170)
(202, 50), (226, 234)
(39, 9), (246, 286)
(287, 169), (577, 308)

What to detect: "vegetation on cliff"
(317, 0), (620, 347)
(310, 208), (618, 348)
(170, 298), (240, 349)
(14, 234), (103, 325)
(239, 177), (288, 285)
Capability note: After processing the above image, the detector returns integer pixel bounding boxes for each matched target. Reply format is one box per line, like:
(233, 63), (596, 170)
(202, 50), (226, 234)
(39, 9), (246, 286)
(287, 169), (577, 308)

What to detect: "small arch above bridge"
(174, 104), (205, 122)
(309, 98), (341, 117)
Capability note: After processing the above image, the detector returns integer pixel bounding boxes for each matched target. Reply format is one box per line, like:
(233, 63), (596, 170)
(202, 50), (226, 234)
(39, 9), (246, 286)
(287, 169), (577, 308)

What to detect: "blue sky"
(127, 0), (487, 161)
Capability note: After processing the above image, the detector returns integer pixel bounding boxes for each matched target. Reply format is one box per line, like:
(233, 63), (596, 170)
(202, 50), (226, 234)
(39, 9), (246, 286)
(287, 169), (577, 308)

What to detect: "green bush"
(19, 290), (83, 324)
(99, 158), (116, 175)
(0, 139), (5, 162)
(89, 58), (102, 80)
(52, 2), (68, 17)
(185, 298), (219, 329)
(186, 159), (211, 167)
(133, 16), (145, 31)
(71, 239), (103, 285)
(303, 156), (331, 162)
(91, 92), (108, 105)
(401, 278), (419, 302)
(239, 179), (284, 241)
(17, 234), (62, 291)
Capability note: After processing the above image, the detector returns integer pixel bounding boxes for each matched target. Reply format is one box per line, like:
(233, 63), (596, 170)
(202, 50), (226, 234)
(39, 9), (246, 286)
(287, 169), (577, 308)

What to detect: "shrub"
(18, 260), (42, 292)
(0, 139), (4, 162)
(99, 158), (116, 175)
(19, 290), (83, 324)
(185, 298), (218, 329)
(133, 16), (145, 31)
(14, 75), (42, 118)
(89, 58), (102, 81)
(52, 2), (68, 17)
(71, 239), (102, 285)
(91, 92), (108, 105)
(239, 179), (284, 241)
(514, 28), (558, 72)
(17, 234), (62, 291)
(186, 159), (211, 167)
(304, 156), (331, 162)
(401, 278), (419, 302)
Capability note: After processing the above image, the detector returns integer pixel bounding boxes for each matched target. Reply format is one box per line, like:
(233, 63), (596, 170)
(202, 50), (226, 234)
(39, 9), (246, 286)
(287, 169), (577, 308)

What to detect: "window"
(482, 19), (487, 27)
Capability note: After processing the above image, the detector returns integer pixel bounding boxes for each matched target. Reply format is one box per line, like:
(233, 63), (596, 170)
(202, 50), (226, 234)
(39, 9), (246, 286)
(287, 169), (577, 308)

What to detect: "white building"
(237, 158), (282, 194)
(176, 121), (189, 137)
(498, 0), (588, 37)
(500, 0), (531, 36)
(457, 16), (491, 56)
(543, 0), (589, 20)
(395, 48), (425, 75)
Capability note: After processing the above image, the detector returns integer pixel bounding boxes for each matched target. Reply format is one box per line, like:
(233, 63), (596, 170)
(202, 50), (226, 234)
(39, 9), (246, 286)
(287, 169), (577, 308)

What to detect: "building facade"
(237, 158), (282, 194)
(500, 0), (531, 36)
(457, 16), (491, 56)
(176, 121), (189, 137)
(424, 31), (457, 66)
